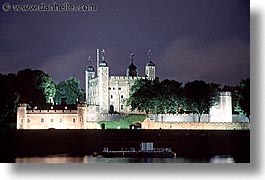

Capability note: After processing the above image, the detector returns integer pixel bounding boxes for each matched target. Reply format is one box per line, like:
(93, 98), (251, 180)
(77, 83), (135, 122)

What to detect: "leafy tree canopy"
(54, 77), (84, 104)
(0, 69), (56, 129)
(184, 80), (220, 122)
(233, 78), (250, 118)
(126, 78), (184, 114)
(16, 69), (56, 106)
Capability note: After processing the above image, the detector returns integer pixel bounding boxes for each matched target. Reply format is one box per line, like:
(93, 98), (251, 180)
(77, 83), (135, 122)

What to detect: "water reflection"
(16, 155), (86, 163)
(210, 155), (235, 163)
(15, 154), (235, 163)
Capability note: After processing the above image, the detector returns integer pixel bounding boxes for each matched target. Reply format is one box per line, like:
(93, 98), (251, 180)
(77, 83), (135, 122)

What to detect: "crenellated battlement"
(219, 91), (231, 96)
(26, 109), (78, 114)
(110, 76), (145, 80)
(141, 118), (250, 130)
(17, 103), (88, 129)
(18, 103), (27, 107)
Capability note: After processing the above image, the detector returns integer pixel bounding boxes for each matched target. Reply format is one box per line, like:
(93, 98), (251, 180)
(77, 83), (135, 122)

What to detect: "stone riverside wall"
(147, 114), (249, 123)
(147, 114), (209, 122)
(141, 118), (250, 130)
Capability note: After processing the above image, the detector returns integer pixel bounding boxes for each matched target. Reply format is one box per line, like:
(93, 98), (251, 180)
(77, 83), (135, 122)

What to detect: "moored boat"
(102, 142), (176, 158)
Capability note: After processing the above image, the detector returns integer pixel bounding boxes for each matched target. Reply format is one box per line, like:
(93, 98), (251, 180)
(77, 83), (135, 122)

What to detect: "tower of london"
(85, 49), (156, 114)
(16, 49), (238, 130)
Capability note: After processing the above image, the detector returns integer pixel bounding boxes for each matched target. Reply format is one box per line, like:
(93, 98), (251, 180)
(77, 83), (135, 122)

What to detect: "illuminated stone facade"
(85, 49), (156, 114)
(147, 92), (234, 123)
(16, 48), (237, 129)
(209, 92), (232, 122)
(141, 118), (249, 130)
(17, 103), (100, 129)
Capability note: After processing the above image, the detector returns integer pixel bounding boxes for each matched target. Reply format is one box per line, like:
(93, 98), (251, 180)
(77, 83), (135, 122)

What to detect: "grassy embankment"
(98, 114), (146, 129)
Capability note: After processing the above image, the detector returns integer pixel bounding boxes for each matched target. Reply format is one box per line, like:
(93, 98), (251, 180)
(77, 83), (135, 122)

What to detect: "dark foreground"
(0, 129), (250, 163)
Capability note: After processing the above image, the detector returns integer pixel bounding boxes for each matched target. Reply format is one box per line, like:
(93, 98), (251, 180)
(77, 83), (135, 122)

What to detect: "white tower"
(85, 56), (95, 105)
(145, 49), (156, 80)
(98, 49), (109, 114)
(210, 92), (232, 122)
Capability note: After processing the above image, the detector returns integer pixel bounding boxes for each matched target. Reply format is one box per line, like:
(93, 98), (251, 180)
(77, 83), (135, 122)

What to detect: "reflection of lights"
(210, 155), (235, 163)
(16, 155), (87, 163)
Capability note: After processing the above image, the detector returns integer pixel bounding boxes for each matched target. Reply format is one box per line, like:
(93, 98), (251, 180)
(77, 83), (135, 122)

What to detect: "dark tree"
(0, 73), (19, 129)
(184, 80), (219, 122)
(54, 77), (84, 104)
(126, 78), (156, 114)
(126, 78), (184, 114)
(16, 69), (56, 106)
(234, 78), (250, 119)
(158, 79), (184, 114)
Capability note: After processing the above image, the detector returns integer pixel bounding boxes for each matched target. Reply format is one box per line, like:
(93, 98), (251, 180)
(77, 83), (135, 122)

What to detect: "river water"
(15, 154), (236, 163)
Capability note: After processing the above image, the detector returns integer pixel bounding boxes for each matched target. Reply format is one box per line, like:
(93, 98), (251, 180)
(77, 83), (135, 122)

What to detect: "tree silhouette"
(126, 78), (184, 114)
(184, 80), (219, 122)
(233, 78), (250, 119)
(16, 69), (56, 106)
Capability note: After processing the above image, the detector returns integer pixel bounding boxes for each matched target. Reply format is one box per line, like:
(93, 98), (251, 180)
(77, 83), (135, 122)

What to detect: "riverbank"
(0, 129), (250, 162)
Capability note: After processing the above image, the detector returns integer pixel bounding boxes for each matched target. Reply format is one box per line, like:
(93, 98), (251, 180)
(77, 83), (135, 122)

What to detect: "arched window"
(109, 105), (114, 114)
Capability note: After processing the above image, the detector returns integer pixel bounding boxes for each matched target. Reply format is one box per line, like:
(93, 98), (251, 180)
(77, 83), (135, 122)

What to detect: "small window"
(111, 95), (113, 98)
(109, 87), (111, 90)
(27, 118), (30, 123)
(21, 119), (23, 123)
(51, 119), (53, 122)
(118, 87), (121, 90)
(80, 118), (82, 122)
(113, 87), (115, 90)
(121, 95), (123, 99)
(121, 105), (124, 110)
(73, 118), (75, 123)
(41, 118), (44, 123)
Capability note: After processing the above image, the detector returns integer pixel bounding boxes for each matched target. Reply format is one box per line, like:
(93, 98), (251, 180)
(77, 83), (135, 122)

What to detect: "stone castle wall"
(87, 77), (99, 106)
(85, 49), (156, 115)
(147, 114), (249, 123)
(147, 114), (209, 122)
(141, 118), (250, 130)
(17, 103), (100, 129)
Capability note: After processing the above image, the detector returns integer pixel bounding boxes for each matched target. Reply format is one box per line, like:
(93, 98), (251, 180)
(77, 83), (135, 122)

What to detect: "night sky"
(0, 0), (249, 88)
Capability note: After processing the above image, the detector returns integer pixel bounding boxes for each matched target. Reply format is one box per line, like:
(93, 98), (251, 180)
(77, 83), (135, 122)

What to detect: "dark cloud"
(157, 38), (249, 85)
(0, 0), (249, 87)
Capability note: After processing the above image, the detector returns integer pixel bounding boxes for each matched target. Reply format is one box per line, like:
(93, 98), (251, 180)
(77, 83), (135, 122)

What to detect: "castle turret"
(98, 49), (109, 113)
(17, 104), (27, 129)
(209, 91), (232, 122)
(126, 53), (138, 77)
(85, 56), (95, 105)
(145, 49), (156, 80)
(77, 103), (87, 129)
